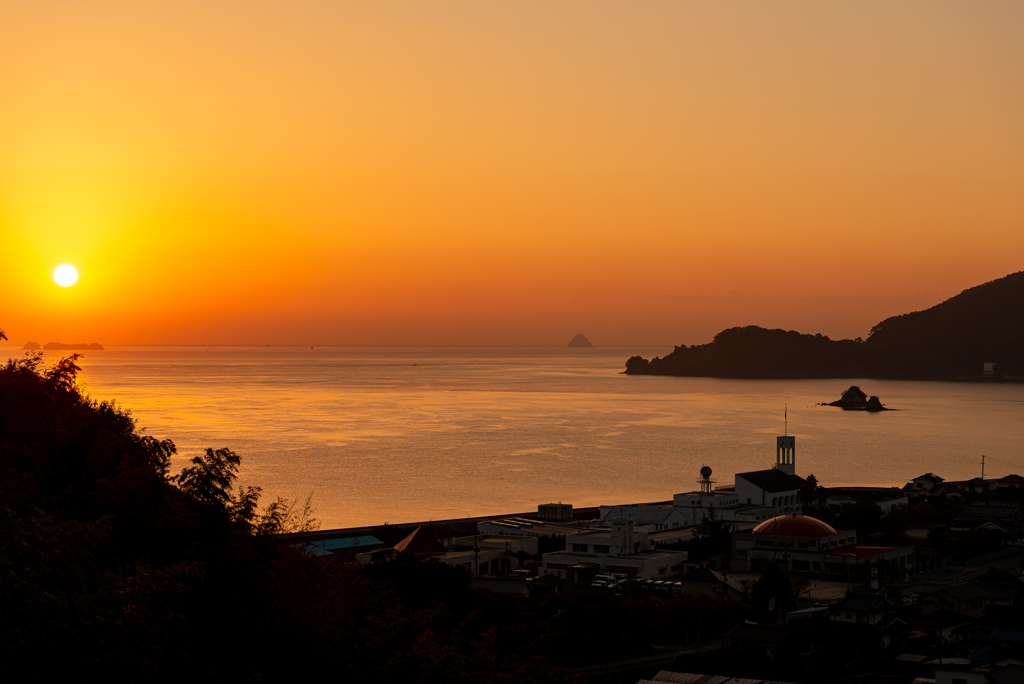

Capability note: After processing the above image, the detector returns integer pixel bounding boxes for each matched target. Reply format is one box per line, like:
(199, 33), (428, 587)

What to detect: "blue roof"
(305, 535), (383, 556)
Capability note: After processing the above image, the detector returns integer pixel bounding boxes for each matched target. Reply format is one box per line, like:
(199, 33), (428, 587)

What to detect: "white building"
(541, 519), (688, 581)
(672, 436), (805, 526)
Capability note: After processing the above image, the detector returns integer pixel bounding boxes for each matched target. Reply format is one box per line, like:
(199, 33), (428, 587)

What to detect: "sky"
(2, 1), (1023, 348)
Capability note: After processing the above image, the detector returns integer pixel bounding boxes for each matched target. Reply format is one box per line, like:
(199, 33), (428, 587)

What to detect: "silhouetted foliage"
(176, 446), (242, 510)
(799, 473), (822, 513)
(691, 505), (733, 559)
(626, 325), (866, 378)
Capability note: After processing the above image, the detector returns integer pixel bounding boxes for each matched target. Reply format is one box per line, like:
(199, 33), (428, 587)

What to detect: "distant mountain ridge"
(625, 271), (1024, 380)
(25, 342), (105, 351)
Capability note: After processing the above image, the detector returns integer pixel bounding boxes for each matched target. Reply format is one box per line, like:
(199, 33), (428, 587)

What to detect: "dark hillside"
(864, 270), (1024, 378)
(625, 270), (1024, 379)
(627, 327), (864, 378)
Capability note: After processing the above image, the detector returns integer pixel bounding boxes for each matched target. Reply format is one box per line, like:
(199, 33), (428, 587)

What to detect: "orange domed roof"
(752, 515), (837, 537)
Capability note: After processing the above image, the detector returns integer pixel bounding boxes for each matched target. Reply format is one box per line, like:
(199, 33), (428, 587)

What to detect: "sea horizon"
(6, 345), (1021, 529)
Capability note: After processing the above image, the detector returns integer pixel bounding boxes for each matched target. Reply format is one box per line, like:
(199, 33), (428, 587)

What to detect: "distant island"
(625, 270), (1024, 380)
(824, 386), (889, 411)
(32, 342), (105, 351)
(567, 333), (594, 348)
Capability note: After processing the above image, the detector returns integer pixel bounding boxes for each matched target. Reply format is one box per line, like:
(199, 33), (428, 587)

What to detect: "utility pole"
(982, 454), (986, 480)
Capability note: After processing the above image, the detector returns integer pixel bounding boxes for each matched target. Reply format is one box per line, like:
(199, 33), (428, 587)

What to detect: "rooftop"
(825, 545), (904, 558)
(736, 469), (806, 493)
(752, 515), (837, 537)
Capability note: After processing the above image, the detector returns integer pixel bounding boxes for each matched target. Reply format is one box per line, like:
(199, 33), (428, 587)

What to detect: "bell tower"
(776, 435), (796, 475)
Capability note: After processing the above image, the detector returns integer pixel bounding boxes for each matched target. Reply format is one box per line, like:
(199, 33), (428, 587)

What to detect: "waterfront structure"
(356, 527), (537, 576)
(540, 519), (688, 580)
(476, 516), (586, 538)
(598, 504), (688, 531)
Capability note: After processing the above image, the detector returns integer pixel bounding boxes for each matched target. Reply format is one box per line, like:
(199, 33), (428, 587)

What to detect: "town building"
(672, 436), (805, 527)
(540, 519), (688, 580)
(598, 504), (688, 531)
(825, 487), (909, 516)
(908, 473), (945, 495)
(355, 526), (537, 576)
(731, 513), (913, 576)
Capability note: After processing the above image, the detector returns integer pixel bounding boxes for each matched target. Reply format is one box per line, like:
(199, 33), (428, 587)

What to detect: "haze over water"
(24, 346), (1024, 529)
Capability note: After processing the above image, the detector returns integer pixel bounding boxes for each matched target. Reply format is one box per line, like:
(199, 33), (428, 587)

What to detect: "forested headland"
(626, 270), (1024, 380)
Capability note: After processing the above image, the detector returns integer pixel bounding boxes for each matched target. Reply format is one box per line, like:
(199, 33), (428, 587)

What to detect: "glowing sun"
(54, 264), (79, 287)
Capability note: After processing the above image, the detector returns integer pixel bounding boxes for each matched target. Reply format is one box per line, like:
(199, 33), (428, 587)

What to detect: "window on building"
(571, 544), (587, 553)
(593, 545), (610, 554)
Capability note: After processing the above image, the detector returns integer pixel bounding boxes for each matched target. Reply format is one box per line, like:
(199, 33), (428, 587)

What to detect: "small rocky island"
(567, 333), (594, 348)
(824, 385), (889, 411)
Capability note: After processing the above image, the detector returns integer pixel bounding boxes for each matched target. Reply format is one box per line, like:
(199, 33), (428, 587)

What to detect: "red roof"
(752, 515), (837, 537)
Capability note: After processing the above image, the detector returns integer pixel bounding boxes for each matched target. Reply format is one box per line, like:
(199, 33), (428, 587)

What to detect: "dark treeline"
(626, 270), (1024, 379)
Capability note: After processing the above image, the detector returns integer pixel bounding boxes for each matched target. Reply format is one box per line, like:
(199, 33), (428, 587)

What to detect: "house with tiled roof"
(910, 473), (945, 494)
(918, 582), (989, 619)
(912, 609), (975, 644)
(952, 503), (1022, 531)
(830, 591), (888, 626)
(997, 474), (1024, 488)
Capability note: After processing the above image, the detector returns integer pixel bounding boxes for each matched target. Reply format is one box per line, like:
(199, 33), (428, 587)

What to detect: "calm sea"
(9, 346), (1023, 529)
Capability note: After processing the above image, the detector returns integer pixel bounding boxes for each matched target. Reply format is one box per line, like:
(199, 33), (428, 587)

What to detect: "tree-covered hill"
(625, 270), (1024, 380)
(864, 270), (1024, 378)
(626, 327), (865, 379)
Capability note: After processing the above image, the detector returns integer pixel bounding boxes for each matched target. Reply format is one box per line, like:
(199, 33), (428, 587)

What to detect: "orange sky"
(3, 1), (1023, 347)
